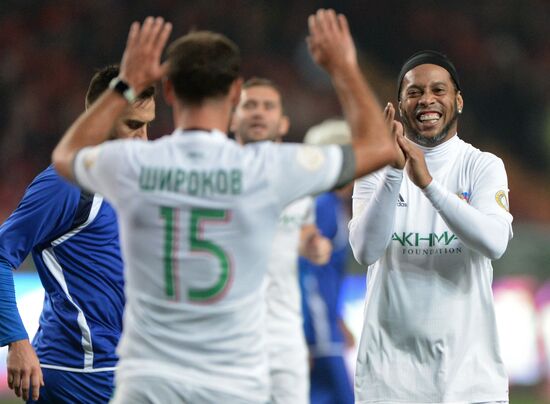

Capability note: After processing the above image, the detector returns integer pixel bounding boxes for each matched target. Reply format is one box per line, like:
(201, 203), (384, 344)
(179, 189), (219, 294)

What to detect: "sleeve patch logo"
(495, 190), (509, 212)
(296, 146), (325, 171)
(457, 191), (470, 203)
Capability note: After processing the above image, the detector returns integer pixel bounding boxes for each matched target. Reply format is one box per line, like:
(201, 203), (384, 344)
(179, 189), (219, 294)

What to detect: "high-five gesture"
(53, 16), (172, 181)
(119, 17), (172, 94)
(305, 9), (397, 178)
(307, 9), (357, 74)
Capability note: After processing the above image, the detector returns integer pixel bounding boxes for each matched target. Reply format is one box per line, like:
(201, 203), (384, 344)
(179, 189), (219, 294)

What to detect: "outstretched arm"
(307, 9), (398, 178)
(52, 17), (172, 181)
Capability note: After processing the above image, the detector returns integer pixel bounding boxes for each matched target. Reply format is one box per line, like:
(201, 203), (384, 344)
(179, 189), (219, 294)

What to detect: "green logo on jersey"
(392, 231), (458, 247)
(139, 167), (242, 196)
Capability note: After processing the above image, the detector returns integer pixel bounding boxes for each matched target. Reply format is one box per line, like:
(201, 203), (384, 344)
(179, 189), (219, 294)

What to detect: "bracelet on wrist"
(108, 77), (136, 103)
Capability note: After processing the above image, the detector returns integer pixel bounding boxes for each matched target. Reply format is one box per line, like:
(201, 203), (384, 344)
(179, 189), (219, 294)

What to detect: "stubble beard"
(402, 100), (459, 147)
(238, 125), (279, 145)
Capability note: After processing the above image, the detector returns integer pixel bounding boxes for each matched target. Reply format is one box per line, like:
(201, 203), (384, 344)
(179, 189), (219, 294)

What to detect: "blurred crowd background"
(0, 0), (549, 402)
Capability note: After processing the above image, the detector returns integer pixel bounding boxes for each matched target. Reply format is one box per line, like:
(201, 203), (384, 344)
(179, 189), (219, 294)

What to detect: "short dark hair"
(85, 64), (156, 108)
(242, 77), (285, 112)
(166, 31), (241, 105)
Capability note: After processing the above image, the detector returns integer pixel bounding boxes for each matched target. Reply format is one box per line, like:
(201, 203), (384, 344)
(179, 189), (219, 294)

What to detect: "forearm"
(349, 168), (403, 265)
(423, 180), (510, 259)
(52, 90), (128, 181)
(329, 64), (395, 177)
(0, 259), (28, 346)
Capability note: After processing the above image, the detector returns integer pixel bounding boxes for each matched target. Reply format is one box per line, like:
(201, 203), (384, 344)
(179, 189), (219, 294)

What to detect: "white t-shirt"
(74, 129), (343, 402)
(350, 135), (512, 403)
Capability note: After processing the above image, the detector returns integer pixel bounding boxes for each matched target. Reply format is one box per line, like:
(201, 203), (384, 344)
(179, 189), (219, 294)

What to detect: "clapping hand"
(383, 102), (406, 169)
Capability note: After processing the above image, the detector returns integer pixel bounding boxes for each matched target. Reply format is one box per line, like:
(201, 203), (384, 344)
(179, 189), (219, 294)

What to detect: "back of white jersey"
(74, 129), (342, 401)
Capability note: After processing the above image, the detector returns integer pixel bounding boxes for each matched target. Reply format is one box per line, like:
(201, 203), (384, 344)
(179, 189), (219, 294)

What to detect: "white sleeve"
(422, 155), (513, 260)
(73, 140), (131, 205)
(348, 166), (403, 266)
(270, 144), (343, 209)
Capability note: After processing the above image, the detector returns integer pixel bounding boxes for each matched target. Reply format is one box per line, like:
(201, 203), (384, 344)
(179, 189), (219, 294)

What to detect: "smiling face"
(399, 64), (463, 147)
(231, 85), (289, 144)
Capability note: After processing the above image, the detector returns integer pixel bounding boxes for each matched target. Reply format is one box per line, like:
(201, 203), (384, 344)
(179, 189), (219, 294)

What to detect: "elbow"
(349, 233), (379, 266)
(479, 234), (509, 260)
(349, 243), (366, 266)
(486, 241), (508, 260)
(348, 222), (382, 266)
(483, 221), (512, 260)
(350, 243), (379, 267)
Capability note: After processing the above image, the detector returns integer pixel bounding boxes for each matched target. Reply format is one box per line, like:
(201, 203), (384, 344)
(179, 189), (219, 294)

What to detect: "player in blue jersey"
(300, 119), (355, 404)
(0, 65), (156, 402)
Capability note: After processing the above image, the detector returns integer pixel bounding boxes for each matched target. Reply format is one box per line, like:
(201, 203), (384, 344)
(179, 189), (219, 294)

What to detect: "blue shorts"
(310, 356), (354, 404)
(27, 368), (114, 404)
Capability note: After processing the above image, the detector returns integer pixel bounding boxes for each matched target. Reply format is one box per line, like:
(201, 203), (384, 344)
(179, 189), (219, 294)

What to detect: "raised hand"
(384, 102), (406, 169)
(119, 16), (173, 94)
(396, 135), (433, 189)
(307, 9), (357, 74)
(7, 339), (43, 401)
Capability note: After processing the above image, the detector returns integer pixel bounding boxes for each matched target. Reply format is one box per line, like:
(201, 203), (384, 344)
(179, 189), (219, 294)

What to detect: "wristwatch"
(108, 77), (136, 103)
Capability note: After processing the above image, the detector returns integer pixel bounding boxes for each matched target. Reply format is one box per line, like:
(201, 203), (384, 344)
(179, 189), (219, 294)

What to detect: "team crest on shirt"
(457, 191), (470, 203)
(296, 146), (325, 171)
(495, 190), (509, 212)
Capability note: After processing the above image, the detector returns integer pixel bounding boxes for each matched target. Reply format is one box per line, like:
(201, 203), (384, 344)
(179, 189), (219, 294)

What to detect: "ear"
(278, 115), (290, 138)
(229, 107), (238, 133)
(163, 78), (174, 106)
(457, 91), (464, 113)
(229, 78), (243, 109)
(398, 100), (404, 117)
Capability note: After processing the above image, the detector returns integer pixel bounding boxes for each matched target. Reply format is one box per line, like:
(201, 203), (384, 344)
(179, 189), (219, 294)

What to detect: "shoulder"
(28, 165), (80, 198)
(458, 139), (505, 172)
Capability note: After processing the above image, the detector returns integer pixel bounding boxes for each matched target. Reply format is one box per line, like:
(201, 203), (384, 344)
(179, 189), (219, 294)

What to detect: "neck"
(172, 98), (232, 134)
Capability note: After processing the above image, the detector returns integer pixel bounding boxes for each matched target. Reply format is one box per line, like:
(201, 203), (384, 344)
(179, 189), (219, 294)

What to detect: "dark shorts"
(27, 367), (115, 404)
(310, 356), (354, 404)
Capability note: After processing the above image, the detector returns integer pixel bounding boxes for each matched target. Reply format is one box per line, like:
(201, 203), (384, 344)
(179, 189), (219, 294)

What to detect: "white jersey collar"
(174, 128), (227, 140)
(416, 133), (460, 159)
